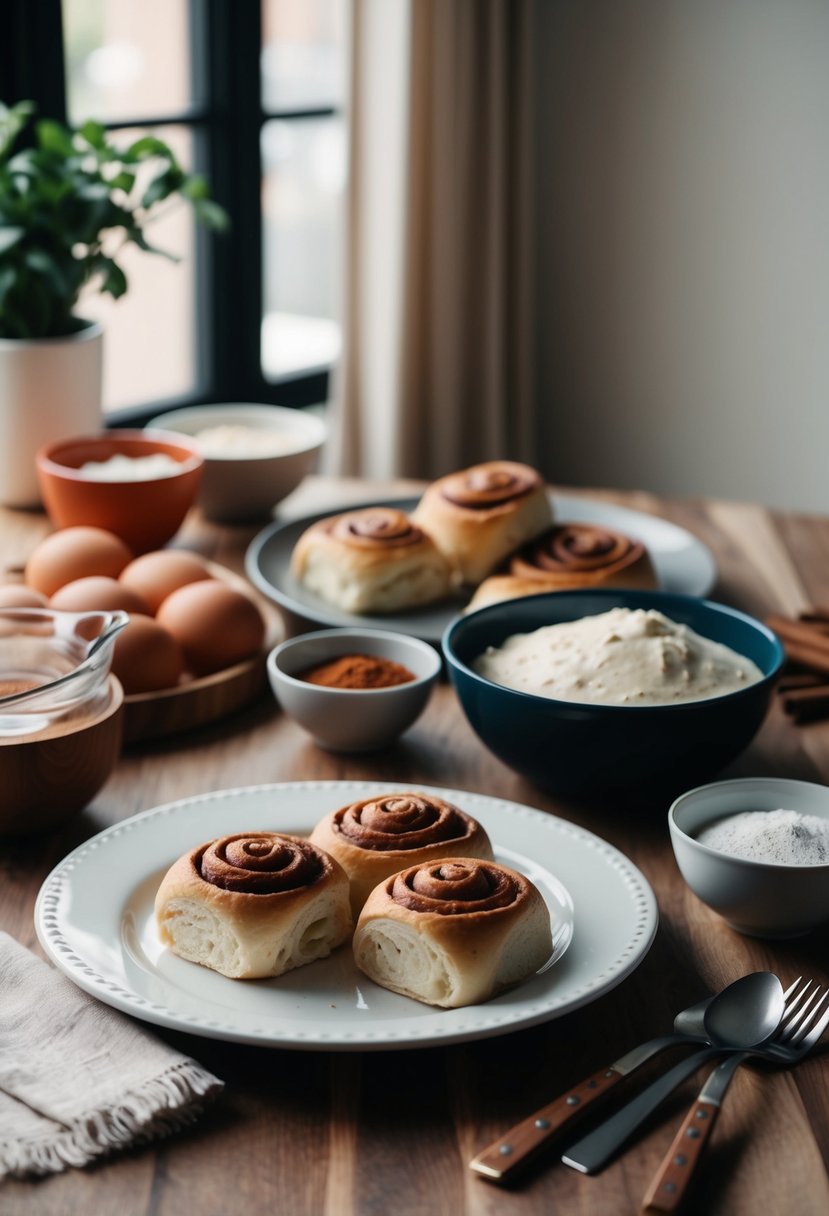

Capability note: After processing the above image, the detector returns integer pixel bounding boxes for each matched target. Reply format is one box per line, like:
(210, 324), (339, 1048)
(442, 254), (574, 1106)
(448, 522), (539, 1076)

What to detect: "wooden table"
(2, 477), (828, 1216)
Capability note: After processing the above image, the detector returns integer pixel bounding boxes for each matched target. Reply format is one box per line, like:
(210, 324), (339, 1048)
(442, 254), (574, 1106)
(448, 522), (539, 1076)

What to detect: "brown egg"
(50, 576), (150, 614)
(157, 581), (266, 676)
(112, 614), (184, 694)
(0, 584), (49, 608)
(26, 527), (133, 597)
(119, 549), (213, 615)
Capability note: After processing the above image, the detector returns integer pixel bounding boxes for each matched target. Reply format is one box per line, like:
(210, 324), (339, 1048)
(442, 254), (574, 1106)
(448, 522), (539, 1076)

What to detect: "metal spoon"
(561, 971), (785, 1175)
(471, 986), (732, 1182)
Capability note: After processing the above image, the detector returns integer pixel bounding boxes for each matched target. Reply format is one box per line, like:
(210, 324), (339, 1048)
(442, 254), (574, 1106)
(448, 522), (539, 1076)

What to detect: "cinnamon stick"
(798, 615), (829, 631)
(777, 672), (828, 692)
(767, 610), (829, 720)
(782, 685), (829, 723)
(778, 641), (829, 679)
(799, 606), (829, 624)
(767, 614), (829, 656)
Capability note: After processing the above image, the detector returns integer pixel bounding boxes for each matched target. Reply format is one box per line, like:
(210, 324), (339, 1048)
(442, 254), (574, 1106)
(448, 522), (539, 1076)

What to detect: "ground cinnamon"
(298, 653), (416, 689)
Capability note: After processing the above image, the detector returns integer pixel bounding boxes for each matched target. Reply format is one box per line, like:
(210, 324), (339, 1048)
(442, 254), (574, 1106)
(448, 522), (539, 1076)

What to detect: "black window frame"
(1, 0), (339, 425)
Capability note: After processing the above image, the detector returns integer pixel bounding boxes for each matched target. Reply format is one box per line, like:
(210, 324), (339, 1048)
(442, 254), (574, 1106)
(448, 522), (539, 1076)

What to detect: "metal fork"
(641, 978), (829, 1213)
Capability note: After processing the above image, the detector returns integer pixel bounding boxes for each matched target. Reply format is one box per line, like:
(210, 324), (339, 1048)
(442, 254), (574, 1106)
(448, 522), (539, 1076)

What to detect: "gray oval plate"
(245, 494), (717, 645)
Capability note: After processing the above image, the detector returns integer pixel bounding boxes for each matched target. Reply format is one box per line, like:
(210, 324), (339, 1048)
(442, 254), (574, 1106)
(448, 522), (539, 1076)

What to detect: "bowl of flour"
(669, 777), (829, 937)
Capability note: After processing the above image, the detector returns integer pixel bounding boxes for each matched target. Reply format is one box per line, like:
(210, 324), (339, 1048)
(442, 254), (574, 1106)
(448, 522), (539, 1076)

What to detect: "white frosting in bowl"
(473, 607), (763, 706)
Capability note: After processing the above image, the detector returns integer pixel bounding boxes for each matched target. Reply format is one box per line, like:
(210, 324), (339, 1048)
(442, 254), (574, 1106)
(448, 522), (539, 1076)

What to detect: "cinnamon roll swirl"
(155, 831), (352, 979)
(290, 506), (455, 613)
(310, 792), (494, 915)
(412, 462), (553, 585)
(353, 858), (552, 1007)
(511, 523), (656, 588)
(465, 523), (656, 611)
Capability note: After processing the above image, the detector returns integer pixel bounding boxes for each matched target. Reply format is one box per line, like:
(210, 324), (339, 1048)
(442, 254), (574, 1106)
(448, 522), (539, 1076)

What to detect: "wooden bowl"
(0, 676), (123, 835)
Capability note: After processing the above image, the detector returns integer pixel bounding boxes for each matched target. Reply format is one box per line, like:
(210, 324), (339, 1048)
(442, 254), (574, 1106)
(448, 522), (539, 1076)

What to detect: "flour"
(79, 453), (182, 480)
(697, 809), (829, 865)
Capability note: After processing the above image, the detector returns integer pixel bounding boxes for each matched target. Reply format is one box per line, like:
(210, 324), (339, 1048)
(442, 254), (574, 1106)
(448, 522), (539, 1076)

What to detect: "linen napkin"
(0, 932), (223, 1178)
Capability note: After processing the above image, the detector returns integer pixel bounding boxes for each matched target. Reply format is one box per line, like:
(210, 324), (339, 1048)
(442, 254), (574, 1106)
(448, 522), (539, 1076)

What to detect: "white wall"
(534, 0), (829, 512)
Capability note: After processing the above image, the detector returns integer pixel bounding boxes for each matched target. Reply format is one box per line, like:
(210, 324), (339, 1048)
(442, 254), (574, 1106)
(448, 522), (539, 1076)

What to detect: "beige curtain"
(328, 0), (540, 480)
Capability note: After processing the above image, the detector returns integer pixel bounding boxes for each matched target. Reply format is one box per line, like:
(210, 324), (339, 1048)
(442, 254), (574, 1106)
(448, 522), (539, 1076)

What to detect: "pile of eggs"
(0, 526), (266, 694)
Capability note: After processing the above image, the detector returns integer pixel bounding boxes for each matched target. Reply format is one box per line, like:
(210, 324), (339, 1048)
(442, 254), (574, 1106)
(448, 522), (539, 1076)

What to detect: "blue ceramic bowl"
(442, 589), (784, 799)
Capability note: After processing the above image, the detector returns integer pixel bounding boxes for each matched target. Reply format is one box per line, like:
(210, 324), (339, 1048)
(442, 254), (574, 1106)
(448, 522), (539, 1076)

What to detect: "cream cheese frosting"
(474, 607), (763, 706)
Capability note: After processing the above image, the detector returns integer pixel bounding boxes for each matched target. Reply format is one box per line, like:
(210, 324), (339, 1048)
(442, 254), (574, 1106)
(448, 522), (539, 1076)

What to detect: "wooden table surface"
(2, 477), (828, 1216)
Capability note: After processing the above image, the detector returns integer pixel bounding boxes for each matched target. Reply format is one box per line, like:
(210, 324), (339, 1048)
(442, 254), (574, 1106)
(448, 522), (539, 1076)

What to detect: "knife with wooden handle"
(468, 1032), (706, 1182)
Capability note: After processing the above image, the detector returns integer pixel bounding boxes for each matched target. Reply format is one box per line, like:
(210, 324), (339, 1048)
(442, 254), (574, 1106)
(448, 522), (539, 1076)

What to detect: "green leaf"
(76, 182), (110, 202)
(36, 119), (75, 157)
(0, 100), (35, 161)
(180, 174), (210, 200)
(144, 163), (187, 209)
(0, 265), (16, 310)
(124, 135), (173, 162)
(0, 226), (24, 254)
(6, 149), (39, 177)
(23, 248), (71, 297)
(192, 198), (230, 231)
(96, 257), (128, 299)
(78, 120), (106, 151)
(16, 272), (53, 337)
(108, 170), (136, 193)
(128, 228), (180, 261)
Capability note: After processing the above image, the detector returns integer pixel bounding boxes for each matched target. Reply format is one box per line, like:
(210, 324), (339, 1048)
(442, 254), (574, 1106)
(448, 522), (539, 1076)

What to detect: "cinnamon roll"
(411, 461), (553, 585)
(465, 523), (657, 611)
(353, 858), (552, 1007)
(290, 506), (455, 613)
(309, 792), (494, 916)
(155, 832), (352, 979)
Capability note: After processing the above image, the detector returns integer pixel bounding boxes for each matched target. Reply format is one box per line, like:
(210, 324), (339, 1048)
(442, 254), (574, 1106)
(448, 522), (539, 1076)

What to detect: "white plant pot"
(0, 320), (103, 508)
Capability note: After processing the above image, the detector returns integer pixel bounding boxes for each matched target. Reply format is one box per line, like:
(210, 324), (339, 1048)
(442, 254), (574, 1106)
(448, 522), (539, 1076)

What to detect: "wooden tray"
(122, 562), (281, 744)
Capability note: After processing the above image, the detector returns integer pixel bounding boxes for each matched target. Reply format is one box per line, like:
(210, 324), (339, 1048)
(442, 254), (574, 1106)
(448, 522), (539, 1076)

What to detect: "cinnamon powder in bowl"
(268, 628), (440, 752)
(298, 653), (415, 690)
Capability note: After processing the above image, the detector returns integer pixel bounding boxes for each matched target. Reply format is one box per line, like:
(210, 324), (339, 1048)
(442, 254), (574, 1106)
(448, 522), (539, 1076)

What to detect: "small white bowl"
(669, 777), (829, 938)
(267, 628), (441, 753)
(148, 403), (327, 522)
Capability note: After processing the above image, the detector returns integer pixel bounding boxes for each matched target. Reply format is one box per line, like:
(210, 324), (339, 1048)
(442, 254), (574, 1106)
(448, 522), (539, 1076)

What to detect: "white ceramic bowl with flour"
(669, 777), (829, 938)
(148, 404), (326, 522)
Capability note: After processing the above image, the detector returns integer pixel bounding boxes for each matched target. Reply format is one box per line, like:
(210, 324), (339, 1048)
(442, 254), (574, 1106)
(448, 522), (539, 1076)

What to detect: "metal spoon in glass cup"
(561, 971), (788, 1175)
(468, 972), (782, 1183)
(641, 978), (829, 1214)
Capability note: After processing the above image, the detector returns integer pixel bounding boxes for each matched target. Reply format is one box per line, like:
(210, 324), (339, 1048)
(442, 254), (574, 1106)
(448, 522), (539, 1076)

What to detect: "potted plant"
(0, 100), (227, 507)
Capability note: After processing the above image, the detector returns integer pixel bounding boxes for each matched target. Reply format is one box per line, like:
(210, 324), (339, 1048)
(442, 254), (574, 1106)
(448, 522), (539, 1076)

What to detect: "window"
(2, 0), (346, 418)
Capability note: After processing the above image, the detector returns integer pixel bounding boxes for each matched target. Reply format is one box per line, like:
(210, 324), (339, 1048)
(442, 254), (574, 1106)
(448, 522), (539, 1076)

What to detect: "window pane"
(78, 127), (197, 411)
(261, 117), (344, 380)
(262, 0), (346, 111)
(64, 0), (194, 124)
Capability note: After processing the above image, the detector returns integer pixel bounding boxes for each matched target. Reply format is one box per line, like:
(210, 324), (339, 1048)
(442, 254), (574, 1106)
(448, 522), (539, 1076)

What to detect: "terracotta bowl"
(0, 675), (123, 834)
(36, 429), (204, 554)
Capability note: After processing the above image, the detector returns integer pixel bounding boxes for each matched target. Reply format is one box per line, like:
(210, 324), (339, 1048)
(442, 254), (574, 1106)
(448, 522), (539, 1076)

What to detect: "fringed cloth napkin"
(0, 932), (223, 1179)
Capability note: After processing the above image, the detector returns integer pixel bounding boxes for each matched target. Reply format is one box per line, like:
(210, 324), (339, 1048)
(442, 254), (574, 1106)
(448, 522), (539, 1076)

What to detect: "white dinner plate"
(246, 495), (717, 644)
(35, 782), (657, 1051)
